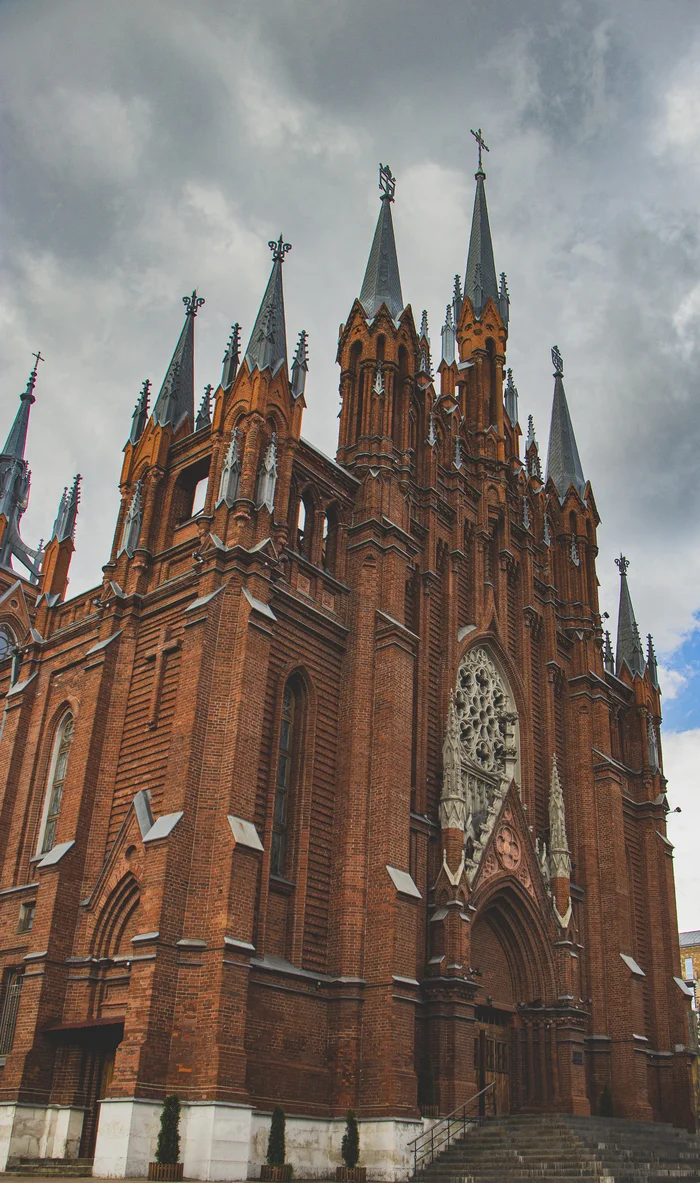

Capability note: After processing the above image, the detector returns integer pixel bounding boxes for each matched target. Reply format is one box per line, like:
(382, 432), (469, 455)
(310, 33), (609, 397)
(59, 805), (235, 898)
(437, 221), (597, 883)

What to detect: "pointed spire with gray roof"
(505, 368), (518, 426)
(290, 329), (309, 400)
(358, 164), (404, 321)
(152, 291), (204, 430)
(441, 304), (456, 365)
(245, 237), (291, 375)
(195, 384), (213, 432)
(222, 323), (241, 390)
(615, 555), (646, 678)
(545, 346), (586, 501)
(0, 354), (44, 580)
(51, 474), (81, 544)
(129, 379), (150, 445)
(647, 634), (659, 689)
(464, 132), (499, 319)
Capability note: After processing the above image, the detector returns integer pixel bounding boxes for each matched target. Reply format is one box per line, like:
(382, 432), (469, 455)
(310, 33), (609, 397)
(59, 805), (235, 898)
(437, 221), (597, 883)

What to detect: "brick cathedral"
(0, 145), (694, 1180)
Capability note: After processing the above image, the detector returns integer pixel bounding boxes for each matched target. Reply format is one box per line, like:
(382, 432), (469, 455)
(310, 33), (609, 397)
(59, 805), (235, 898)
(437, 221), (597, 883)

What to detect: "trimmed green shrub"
(156, 1095), (181, 1165)
(341, 1109), (360, 1169)
(267, 1106), (286, 1166)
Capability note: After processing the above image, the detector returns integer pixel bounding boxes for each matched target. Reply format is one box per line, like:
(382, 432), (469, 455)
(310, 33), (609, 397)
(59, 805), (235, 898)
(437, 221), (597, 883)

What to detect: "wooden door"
(475, 1027), (511, 1115)
(79, 1047), (116, 1159)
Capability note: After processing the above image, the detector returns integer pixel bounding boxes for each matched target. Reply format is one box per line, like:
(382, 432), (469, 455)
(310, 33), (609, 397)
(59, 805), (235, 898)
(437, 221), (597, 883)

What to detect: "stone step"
(2, 1157), (94, 1178)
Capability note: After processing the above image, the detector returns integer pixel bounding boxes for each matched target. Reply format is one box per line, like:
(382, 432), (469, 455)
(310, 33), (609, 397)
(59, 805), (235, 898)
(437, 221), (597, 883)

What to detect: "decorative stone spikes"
(217, 428), (242, 508)
(419, 345), (433, 378)
(441, 304), (456, 365)
(499, 272), (510, 327)
(130, 379), (151, 445)
(452, 274), (463, 325)
(419, 309), (430, 342)
(118, 479), (144, 558)
(195, 384), (213, 432)
(255, 433), (278, 513)
(439, 693), (466, 832)
(603, 630), (614, 674)
(222, 323), (241, 390)
(51, 474), (81, 544)
(647, 634), (659, 689)
(548, 754), (571, 881)
(291, 329), (309, 400)
(505, 368), (518, 426)
(526, 416), (543, 481)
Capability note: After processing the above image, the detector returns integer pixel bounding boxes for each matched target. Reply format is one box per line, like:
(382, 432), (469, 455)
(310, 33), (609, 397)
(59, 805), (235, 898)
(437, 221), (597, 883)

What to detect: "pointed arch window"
(38, 713), (74, 855)
(271, 680), (301, 878)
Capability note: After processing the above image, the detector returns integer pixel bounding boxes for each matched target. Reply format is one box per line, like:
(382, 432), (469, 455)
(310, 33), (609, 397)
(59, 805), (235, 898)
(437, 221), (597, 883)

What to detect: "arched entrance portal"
(470, 886), (557, 1115)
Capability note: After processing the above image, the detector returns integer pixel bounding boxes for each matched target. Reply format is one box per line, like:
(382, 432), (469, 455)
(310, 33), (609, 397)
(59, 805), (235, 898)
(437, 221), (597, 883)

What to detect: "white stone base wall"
(93, 1098), (162, 1178)
(181, 1102), (253, 1181)
(0, 1103), (86, 1170)
(249, 1112), (424, 1182)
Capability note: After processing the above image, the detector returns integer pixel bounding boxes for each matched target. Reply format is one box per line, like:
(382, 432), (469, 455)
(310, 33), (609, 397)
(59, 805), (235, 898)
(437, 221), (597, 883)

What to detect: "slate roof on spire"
(615, 555), (646, 678)
(3, 358), (40, 460)
(545, 347), (586, 501)
(152, 291), (204, 430)
(359, 164), (404, 321)
(464, 170), (499, 319)
(245, 237), (291, 375)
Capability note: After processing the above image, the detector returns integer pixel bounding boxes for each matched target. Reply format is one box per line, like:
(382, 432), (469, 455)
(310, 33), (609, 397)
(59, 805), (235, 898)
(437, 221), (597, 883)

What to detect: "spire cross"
(615, 553), (630, 576)
(378, 162), (396, 201)
(31, 350), (44, 371)
(470, 127), (489, 173)
(269, 235), (292, 263)
(183, 289), (205, 317)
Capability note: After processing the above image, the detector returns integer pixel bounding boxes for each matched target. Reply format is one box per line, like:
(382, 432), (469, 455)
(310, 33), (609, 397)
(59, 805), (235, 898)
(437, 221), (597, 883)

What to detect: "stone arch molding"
(441, 644), (521, 885)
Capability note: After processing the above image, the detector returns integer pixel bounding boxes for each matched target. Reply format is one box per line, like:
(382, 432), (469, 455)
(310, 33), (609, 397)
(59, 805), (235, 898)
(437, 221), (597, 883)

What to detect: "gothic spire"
(195, 384), (213, 432)
(129, 379), (150, 445)
(604, 630), (614, 674)
(152, 291), (204, 430)
(222, 323), (241, 390)
(464, 130), (499, 319)
(647, 634), (659, 690)
(441, 304), (456, 365)
(290, 329), (309, 400)
(505, 368), (518, 426)
(548, 754), (571, 879)
(245, 237), (291, 375)
(545, 346), (586, 501)
(51, 474), (81, 544)
(615, 555), (646, 678)
(358, 163), (404, 321)
(3, 353), (41, 460)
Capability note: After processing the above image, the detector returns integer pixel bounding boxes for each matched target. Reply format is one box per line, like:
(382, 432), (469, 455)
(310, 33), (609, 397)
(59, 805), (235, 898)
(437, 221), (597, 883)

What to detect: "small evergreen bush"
(156, 1095), (181, 1165)
(341, 1109), (360, 1169)
(267, 1106), (286, 1166)
(600, 1084), (614, 1117)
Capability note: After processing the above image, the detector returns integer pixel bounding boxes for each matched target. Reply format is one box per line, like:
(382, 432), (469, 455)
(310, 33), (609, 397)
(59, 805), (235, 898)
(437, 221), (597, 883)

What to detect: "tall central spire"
(3, 351), (42, 460)
(245, 236), (291, 375)
(359, 163), (404, 321)
(464, 129), (499, 319)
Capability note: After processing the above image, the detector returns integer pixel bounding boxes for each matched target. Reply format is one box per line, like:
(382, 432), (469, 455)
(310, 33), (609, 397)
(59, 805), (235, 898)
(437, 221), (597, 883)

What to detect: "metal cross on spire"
(269, 235), (292, 263)
(470, 127), (489, 173)
(26, 350), (44, 398)
(378, 162), (396, 201)
(615, 553), (630, 576)
(31, 350), (44, 372)
(183, 290), (205, 317)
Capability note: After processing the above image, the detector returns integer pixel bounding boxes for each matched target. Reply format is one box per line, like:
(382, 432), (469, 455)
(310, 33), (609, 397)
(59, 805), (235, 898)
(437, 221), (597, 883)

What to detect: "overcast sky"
(1, 0), (700, 928)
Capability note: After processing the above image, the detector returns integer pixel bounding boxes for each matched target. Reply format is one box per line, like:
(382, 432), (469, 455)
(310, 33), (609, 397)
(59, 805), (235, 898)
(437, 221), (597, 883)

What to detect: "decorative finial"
(183, 289), (205, 317)
(195, 384), (213, 432)
(615, 553), (629, 577)
(419, 310), (429, 341)
(22, 350), (44, 402)
(224, 323), (241, 364)
(378, 162), (396, 202)
(604, 630), (614, 673)
(291, 329), (309, 400)
(470, 127), (489, 174)
(551, 345), (564, 376)
(269, 235), (292, 263)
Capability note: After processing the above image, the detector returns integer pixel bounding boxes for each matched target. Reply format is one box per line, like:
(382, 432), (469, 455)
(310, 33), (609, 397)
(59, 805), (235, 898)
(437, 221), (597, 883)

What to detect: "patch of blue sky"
(660, 624), (700, 732)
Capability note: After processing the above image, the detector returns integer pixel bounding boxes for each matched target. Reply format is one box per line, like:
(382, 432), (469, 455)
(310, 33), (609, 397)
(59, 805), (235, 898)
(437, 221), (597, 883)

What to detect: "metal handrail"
(407, 1082), (496, 1175)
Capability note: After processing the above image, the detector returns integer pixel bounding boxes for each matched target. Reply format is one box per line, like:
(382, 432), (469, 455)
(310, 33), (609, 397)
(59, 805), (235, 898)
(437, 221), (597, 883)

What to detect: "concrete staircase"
(417, 1114), (700, 1183)
(3, 1157), (94, 1177)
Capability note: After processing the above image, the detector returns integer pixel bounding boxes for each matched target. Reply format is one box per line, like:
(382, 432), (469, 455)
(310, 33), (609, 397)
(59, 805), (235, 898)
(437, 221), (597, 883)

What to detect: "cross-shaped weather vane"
(378, 162), (396, 201)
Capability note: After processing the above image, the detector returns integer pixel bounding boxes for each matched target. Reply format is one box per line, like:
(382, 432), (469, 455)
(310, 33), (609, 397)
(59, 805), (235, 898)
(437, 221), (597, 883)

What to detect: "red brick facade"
(0, 169), (695, 1176)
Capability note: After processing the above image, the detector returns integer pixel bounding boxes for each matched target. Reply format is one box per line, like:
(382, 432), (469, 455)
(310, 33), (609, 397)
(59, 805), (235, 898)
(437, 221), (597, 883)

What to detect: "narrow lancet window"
(39, 713), (74, 854)
(271, 682), (298, 877)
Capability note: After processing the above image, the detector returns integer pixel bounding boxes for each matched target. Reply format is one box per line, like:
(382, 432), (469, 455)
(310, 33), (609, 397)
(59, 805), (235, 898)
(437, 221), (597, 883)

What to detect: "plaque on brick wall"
(572, 1051), (583, 1065)
(321, 589), (334, 611)
(297, 573), (312, 597)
